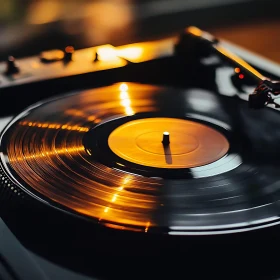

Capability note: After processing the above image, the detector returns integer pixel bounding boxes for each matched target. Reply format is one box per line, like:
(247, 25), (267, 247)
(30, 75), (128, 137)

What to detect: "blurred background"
(0, 0), (280, 61)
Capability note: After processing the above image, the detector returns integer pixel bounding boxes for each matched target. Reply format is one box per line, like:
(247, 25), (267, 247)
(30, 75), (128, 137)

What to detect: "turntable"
(1, 25), (280, 280)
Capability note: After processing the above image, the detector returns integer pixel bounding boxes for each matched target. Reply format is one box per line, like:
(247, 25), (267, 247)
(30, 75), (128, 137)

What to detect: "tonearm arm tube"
(185, 26), (280, 109)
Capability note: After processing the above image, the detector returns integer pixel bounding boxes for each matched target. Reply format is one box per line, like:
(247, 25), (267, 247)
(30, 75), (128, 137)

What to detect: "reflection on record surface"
(2, 82), (280, 234)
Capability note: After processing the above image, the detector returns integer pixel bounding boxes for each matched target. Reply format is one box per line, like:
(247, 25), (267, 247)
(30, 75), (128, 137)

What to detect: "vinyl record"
(1, 82), (280, 234)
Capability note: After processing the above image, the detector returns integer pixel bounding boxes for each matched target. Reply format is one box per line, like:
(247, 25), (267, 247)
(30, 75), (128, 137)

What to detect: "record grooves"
(2, 82), (280, 235)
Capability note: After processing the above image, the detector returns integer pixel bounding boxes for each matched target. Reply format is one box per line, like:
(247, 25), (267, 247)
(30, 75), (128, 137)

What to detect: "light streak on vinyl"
(2, 82), (280, 234)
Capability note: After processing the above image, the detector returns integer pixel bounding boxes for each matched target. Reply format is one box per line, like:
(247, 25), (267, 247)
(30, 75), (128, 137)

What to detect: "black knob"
(93, 51), (99, 62)
(64, 46), (74, 61)
(5, 56), (19, 75)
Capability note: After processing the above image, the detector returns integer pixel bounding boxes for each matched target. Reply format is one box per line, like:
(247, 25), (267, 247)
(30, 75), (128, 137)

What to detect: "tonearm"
(183, 26), (280, 109)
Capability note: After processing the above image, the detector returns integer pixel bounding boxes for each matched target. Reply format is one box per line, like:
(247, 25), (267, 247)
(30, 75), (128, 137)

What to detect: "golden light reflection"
(94, 171), (154, 231)
(125, 107), (134, 115)
(145, 221), (150, 233)
(187, 26), (265, 81)
(65, 109), (97, 123)
(6, 82), (161, 232)
(121, 99), (131, 107)
(123, 176), (130, 185)
(10, 146), (85, 162)
(102, 223), (143, 232)
(120, 91), (129, 99)
(215, 45), (265, 80)
(119, 83), (128, 92)
(116, 46), (143, 61)
(96, 45), (117, 61)
(119, 83), (134, 116)
(65, 109), (88, 118)
(187, 26), (203, 37)
(100, 176), (129, 220)
(112, 194), (118, 202)
(31, 62), (40, 69)
(19, 121), (89, 132)
(115, 38), (174, 63)
(87, 116), (96, 122)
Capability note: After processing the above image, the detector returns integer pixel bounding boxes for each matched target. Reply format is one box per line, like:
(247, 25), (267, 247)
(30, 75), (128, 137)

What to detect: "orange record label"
(108, 117), (229, 168)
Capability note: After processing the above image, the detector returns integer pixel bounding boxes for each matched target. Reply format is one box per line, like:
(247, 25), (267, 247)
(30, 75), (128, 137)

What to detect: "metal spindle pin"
(162, 131), (170, 146)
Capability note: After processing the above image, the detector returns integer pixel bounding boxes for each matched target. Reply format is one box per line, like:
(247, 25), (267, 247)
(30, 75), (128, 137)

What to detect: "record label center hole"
(108, 117), (229, 169)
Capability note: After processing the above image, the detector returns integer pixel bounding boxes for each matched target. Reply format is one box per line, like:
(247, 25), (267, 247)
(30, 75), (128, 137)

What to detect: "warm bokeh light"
(27, 0), (61, 24)
(82, 0), (134, 43)
(26, 0), (134, 43)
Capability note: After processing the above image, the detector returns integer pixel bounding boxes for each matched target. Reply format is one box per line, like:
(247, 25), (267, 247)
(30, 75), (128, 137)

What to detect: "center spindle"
(162, 131), (170, 146)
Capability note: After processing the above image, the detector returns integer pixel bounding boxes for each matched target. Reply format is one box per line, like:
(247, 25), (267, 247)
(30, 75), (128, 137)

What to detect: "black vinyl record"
(1, 82), (280, 235)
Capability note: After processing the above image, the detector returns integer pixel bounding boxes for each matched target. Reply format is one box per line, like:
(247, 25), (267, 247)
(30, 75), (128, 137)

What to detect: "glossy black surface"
(2, 76), (280, 235)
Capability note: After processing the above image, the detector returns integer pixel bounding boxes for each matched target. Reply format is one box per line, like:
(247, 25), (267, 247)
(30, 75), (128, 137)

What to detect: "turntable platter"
(2, 82), (280, 234)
